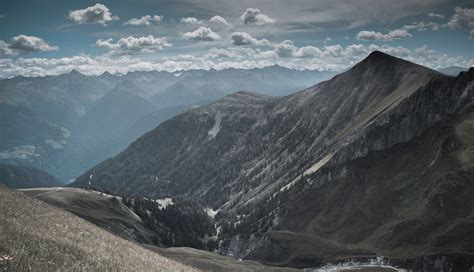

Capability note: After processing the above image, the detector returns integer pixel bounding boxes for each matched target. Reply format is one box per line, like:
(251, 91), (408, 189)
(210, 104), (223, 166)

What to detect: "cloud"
(183, 27), (220, 41)
(209, 15), (233, 29)
(274, 40), (322, 58)
(96, 35), (171, 55)
(446, 7), (474, 29)
(68, 3), (118, 25)
(428, 13), (445, 19)
(0, 35), (58, 56)
(230, 32), (269, 46)
(0, 41), (16, 56)
(181, 17), (201, 24)
(403, 21), (440, 31)
(356, 29), (412, 41)
(123, 15), (162, 26)
(470, 30), (474, 40)
(241, 8), (276, 25)
(2, 43), (473, 78)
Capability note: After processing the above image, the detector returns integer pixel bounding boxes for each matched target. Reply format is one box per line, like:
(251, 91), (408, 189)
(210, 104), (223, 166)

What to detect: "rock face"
(72, 52), (474, 270)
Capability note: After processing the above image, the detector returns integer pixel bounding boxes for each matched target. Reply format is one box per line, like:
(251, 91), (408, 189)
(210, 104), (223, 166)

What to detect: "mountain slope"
(0, 164), (61, 188)
(73, 52), (473, 270)
(0, 186), (195, 271)
(73, 51), (443, 206)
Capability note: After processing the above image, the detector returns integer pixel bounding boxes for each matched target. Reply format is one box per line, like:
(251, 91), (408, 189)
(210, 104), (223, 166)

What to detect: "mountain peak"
(68, 69), (84, 76)
(351, 51), (439, 75)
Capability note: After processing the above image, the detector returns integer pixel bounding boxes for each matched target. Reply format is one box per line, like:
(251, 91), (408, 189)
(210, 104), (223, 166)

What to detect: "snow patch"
(205, 207), (219, 219)
(61, 127), (71, 138)
(208, 112), (222, 139)
(45, 139), (64, 149)
(0, 145), (37, 159)
(156, 198), (174, 210)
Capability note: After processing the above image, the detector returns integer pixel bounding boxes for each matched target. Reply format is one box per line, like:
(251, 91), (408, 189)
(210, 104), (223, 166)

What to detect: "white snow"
(45, 139), (64, 149)
(0, 145), (37, 159)
(205, 207), (219, 218)
(155, 198), (174, 210)
(208, 112), (222, 139)
(61, 127), (72, 138)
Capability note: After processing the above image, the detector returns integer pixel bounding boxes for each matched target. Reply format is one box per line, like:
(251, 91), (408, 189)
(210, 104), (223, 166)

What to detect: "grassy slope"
(13, 187), (300, 271)
(0, 186), (195, 271)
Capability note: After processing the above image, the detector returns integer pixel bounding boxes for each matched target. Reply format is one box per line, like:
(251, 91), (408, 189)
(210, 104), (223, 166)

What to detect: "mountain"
(0, 66), (333, 181)
(0, 164), (61, 188)
(73, 52), (474, 271)
(437, 66), (469, 76)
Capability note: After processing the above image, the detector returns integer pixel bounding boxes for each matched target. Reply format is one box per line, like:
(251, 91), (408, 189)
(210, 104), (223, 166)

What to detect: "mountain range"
(0, 66), (335, 182)
(72, 51), (474, 271)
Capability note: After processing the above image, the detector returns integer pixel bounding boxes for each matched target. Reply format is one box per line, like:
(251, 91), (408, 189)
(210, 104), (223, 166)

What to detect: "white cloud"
(0, 35), (58, 56)
(403, 21), (440, 31)
(446, 7), (474, 29)
(428, 13), (445, 19)
(181, 17), (201, 24)
(470, 30), (474, 40)
(230, 32), (269, 46)
(356, 28), (412, 41)
(209, 15), (233, 29)
(68, 3), (118, 25)
(9, 35), (58, 52)
(241, 8), (276, 25)
(0, 41), (16, 56)
(123, 15), (162, 26)
(183, 27), (220, 41)
(96, 35), (171, 55)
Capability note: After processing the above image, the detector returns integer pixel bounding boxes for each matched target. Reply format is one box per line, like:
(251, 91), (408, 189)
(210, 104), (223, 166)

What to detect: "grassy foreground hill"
(0, 186), (195, 271)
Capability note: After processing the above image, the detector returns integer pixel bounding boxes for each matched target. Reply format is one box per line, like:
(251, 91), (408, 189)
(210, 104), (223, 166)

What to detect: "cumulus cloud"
(209, 15), (233, 29)
(0, 35), (58, 56)
(183, 27), (220, 41)
(9, 35), (59, 52)
(241, 8), (275, 25)
(356, 29), (412, 41)
(68, 3), (118, 25)
(123, 15), (162, 26)
(274, 40), (323, 58)
(181, 17), (201, 24)
(428, 13), (445, 19)
(230, 32), (269, 46)
(96, 35), (171, 55)
(446, 7), (474, 29)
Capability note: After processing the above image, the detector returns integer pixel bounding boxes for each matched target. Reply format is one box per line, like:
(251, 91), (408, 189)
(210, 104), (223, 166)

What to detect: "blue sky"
(0, 0), (473, 77)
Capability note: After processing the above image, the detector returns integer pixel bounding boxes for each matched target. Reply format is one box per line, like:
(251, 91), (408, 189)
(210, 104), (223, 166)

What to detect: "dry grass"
(0, 186), (196, 271)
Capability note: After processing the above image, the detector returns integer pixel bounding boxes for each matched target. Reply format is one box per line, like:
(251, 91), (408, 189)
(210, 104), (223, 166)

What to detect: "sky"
(0, 0), (473, 77)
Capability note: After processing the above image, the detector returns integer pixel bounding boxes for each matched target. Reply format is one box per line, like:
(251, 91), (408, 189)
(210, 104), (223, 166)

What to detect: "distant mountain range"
(72, 52), (474, 270)
(437, 66), (469, 76)
(0, 163), (61, 189)
(0, 66), (335, 182)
